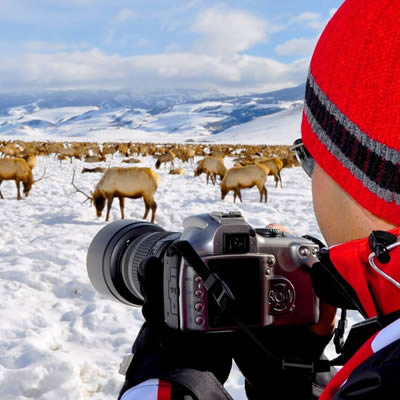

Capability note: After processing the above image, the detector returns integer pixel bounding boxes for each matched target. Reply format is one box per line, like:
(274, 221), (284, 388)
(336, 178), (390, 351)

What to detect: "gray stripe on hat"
(304, 103), (400, 205)
(308, 72), (400, 165)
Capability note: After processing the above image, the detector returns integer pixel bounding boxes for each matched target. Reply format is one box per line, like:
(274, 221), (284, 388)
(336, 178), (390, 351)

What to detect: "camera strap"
(170, 241), (331, 374)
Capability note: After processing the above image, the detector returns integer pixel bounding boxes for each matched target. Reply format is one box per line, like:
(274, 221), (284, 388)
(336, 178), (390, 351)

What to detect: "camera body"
(86, 211), (320, 333)
(162, 211), (320, 332)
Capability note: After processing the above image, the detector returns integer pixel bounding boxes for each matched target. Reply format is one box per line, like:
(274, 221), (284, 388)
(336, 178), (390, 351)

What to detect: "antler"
(71, 169), (93, 204)
(33, 168), (46, 184)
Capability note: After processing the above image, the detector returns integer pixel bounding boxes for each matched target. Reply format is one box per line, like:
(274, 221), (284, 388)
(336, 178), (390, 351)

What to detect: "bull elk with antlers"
(0, 157), (45, 200)
(72, 167), (161, 223)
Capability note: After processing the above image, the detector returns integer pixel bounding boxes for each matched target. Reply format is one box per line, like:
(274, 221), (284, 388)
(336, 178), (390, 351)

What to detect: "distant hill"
(0, 84), (305, 144)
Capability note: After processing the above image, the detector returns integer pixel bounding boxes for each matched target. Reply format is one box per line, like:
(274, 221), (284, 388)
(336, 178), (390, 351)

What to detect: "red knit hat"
(301, 0), (400, 225)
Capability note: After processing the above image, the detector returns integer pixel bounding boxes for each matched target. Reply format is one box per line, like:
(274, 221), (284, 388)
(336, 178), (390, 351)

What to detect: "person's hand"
(123, 256), (233, 386)
(265, 223), (292, 233)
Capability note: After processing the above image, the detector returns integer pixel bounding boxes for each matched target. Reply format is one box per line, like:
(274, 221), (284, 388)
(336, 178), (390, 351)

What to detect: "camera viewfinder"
(223, 233), (250, 254)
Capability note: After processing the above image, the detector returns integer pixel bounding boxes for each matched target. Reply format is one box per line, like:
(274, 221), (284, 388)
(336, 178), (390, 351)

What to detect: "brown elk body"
(0, 158), (34, 200)
(220, 162), (269, 202)
(74, 167), (161, 223)
(194, 157), (226, 185)
(122, 158), (141, 164)
(155, 152), (175, 169)
(169, 167), (185, 175)
(84, 155), (106, 163)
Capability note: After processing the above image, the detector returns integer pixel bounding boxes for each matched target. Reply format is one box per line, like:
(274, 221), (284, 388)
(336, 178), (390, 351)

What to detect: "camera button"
(195, 316), (205, 325)
(195, 289), (203, 297)
(299, 246), (311, 257)
(194, 302), (204, 312)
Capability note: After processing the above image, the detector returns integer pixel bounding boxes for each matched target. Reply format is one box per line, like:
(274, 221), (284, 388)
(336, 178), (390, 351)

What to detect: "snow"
(0, 148), (363, 399)
(211, 102), (303, 145)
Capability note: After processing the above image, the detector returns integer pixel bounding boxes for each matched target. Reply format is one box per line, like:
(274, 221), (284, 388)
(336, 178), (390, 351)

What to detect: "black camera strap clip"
(333, 309), (347, 355)
(204, 274), (236, 314)
(367, 231), (400, 289)
(282, 359), (332, 374)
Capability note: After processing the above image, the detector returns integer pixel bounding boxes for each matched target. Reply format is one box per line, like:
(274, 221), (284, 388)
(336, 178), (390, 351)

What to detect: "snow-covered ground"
(0, 152), (363, 400)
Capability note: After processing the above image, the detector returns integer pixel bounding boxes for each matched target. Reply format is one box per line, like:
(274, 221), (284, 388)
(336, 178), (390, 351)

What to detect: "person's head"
(296, 0), (400, 245)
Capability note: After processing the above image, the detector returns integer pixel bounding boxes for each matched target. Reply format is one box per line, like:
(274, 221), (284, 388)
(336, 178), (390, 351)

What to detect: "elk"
(0, 157), (45, 200)
(194, 157), (226, 185)
(84, 155), (107, 163)
(155, 151), (175, 169)
(72, 167), (161, 223)
(220, 162), (269, 203)
(122, 158), (141, 164)
(169, 167), (185, 175)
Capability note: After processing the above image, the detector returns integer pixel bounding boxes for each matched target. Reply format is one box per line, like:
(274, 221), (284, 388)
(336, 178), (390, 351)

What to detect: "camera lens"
(86, 220), (179, 307)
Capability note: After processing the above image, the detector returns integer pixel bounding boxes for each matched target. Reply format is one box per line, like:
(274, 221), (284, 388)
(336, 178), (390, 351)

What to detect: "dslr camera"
(87, 211), (320, 332)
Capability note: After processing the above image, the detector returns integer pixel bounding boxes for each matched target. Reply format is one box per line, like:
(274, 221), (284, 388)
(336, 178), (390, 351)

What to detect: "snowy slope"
(0, 152), (363, 400)
(204, 102), (303, 145)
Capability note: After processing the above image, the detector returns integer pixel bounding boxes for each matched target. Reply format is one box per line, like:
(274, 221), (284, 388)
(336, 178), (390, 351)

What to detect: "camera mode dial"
(256, 228), (285, 238)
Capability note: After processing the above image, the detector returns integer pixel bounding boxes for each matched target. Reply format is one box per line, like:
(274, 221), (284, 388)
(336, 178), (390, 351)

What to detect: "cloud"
(190, 6), (268, 55)
(329, 8), (338, 17)
(112, 8), (135, 24)
(0, 48), (309, 94)
(290, 12), (325, 30)
(23, 40), (89, 53)
(275, 37), (318, 57)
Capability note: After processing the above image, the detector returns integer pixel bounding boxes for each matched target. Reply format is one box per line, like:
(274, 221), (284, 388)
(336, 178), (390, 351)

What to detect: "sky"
(0, 0), (344, 94)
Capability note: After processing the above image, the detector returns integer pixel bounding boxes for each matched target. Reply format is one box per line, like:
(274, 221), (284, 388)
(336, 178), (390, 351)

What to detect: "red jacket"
(319, 227), (400, 399)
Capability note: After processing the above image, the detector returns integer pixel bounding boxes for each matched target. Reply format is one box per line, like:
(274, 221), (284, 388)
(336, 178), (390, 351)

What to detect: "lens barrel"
(86, 220), (178, 307)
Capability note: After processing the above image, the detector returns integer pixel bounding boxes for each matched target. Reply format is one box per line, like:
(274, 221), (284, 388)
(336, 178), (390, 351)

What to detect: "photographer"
(118, 0), (400, 399)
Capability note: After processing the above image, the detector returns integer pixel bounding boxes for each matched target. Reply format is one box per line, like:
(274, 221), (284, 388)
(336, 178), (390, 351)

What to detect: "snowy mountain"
(0, 84), (305, 144)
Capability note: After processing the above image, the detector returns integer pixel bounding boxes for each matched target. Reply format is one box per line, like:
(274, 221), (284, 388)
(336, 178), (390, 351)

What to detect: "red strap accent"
(157, 380), (172, 400)
(320, 332), (378, 399)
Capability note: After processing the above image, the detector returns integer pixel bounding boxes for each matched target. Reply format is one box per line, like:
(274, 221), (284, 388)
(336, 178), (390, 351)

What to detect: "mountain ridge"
(0, 83), (305, 144)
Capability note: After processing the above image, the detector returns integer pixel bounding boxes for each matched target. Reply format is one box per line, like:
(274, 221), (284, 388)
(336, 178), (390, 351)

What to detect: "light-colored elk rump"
(0, 158), (44, 200)
(194, 157), (226, 185)
(220, 162), (269, 203)
(257, 157), (284, 188)
(72, 167), (161, 223)
(22, 154), (37, 170)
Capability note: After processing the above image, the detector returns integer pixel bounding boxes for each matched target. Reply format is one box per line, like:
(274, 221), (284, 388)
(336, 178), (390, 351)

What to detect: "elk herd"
(0, 140), (300, 223)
